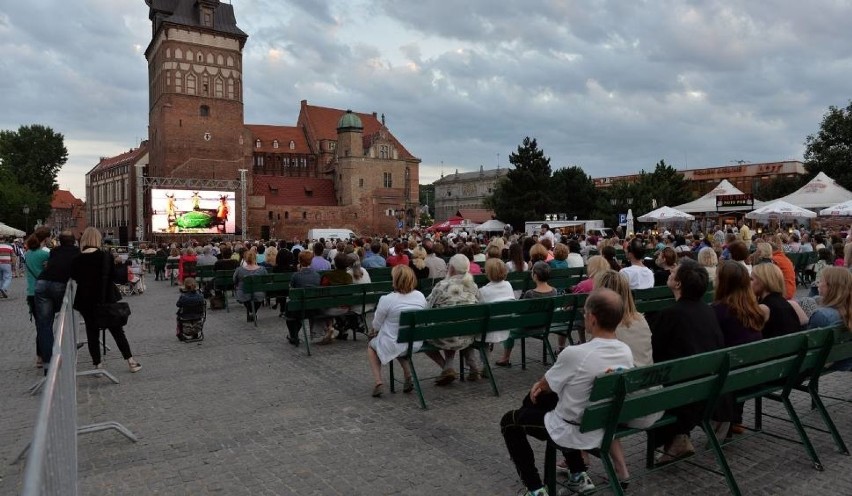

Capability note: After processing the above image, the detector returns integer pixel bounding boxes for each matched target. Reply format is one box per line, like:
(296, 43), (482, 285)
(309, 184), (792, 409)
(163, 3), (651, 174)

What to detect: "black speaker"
(119, 226), (128, 246)
(260, 225), (270, 240)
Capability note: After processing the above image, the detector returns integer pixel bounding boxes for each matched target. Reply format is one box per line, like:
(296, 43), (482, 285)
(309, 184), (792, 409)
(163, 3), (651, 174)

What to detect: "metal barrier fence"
(21, 281), (79, 495)
(17, 281), (138, 496)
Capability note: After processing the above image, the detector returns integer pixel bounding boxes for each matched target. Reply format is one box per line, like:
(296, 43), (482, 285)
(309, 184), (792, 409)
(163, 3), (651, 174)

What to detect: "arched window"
(200, 105), (209, 117)
(175, 71), (182, 93)
(284, 211), (289, 220)
(255, 139), (261, 149)
(227, 78), (234, 99)
(166, 70), (171, 87)
(185, 49), (193, 61)
(289, 140), (295, 150)
(226, 56), (234, 67)
(197, 52), (203, 63)
(206, 53), (213, 64)
(273, 140), (279, 149)
(302, 211), (307, 220)
(175, 48), (182, 59)
(186, 74), (196, 94)
(166, 48), (171, 58)
(217, 54), (224, 66)
(214, 77), (223, 98)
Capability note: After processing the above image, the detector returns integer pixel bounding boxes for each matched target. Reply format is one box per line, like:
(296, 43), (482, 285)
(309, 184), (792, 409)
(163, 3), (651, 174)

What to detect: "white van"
(307, 228), (357, 241)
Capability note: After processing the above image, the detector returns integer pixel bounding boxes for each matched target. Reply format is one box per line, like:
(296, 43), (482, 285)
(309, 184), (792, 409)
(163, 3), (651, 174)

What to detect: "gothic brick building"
(128, 0), (421, 240)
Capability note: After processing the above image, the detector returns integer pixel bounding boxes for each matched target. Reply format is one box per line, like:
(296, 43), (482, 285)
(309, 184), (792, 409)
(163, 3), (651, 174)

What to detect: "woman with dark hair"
(495, 262), (557, 367)
(71, 227), (141, 372)
(506, 242), (528, 273)
(386, 241), (410, 267)
(650, 259), (725, 462)
(459, 244), (482, 275)
(601, 245), (622, 271)
(653, 247), (678, 287)
(26, 228), (52, 368)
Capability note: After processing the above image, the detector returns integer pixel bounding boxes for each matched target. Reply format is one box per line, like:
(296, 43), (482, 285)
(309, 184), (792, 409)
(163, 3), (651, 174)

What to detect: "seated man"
(500, 288), (633, 495)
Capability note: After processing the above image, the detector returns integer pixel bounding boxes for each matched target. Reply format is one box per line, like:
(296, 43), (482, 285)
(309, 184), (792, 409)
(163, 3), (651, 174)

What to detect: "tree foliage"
(488, 137), (553, 230)
(550, 166), (599, 219)
(804, 101), (852, 191)
(603, 160), (693, 227)
(0, 125), (68, 232)
(753, 175), (805, 201)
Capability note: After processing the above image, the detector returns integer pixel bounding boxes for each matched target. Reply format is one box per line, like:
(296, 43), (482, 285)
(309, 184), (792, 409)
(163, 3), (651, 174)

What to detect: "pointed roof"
(51, 190), (83, 210)
(252, 176), (336, 206)
(673, 180), (748, 213)
(774, 172), (852, 209)
(88, 142), (148, 175)
(297, 101), (416, 160)
(245, 125), (310, 154)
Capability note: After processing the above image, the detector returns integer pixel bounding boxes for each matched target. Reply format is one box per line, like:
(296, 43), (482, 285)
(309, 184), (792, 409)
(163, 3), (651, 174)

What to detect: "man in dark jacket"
(34, 232), (80, 371)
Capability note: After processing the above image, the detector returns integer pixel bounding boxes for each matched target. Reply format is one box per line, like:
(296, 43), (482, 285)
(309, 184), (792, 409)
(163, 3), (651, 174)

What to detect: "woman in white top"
(463, 259), (517, 379)
(367, 265), (427, 398)
(698, 246), (719, 287)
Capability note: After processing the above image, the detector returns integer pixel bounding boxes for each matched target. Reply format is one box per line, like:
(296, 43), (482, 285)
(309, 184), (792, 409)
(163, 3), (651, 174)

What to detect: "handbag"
(95, 250), (131, 328)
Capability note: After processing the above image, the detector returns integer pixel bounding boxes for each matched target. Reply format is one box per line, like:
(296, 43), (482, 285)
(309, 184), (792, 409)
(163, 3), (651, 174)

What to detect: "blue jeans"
(34, 280), (68, 368)
(0, 263), (11, 291)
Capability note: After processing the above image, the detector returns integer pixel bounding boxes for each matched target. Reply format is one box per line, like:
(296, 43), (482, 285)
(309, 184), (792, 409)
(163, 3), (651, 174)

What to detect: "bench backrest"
(579, 327), (835, 432)
(287, 282), (390, 312)
(398, 304), (490, 342)
(367, 267), (394, 282)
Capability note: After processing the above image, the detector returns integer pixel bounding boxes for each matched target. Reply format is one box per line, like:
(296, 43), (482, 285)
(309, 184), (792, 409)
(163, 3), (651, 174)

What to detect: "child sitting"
(176, 277), (205, 340)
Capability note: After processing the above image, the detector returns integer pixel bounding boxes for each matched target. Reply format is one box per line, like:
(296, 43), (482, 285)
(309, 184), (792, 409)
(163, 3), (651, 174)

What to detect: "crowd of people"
(6, 219), (852, 495)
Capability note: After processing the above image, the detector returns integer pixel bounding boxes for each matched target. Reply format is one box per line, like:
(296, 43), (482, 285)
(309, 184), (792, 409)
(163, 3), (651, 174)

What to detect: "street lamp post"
(22, 205), (30, 235)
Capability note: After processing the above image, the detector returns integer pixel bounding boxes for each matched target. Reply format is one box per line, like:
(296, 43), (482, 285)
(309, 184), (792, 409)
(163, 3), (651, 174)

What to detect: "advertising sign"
(716, 194), (754, 212)
(151, 189), (236, 234)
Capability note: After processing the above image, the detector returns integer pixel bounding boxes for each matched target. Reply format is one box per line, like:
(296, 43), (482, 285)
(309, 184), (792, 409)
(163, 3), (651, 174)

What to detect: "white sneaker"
(562, 472), (594, 494)
(128, 359), (142, 373)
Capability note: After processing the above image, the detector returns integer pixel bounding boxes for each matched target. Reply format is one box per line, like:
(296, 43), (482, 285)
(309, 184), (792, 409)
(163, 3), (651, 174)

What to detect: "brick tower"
(144, 0), (248, 179)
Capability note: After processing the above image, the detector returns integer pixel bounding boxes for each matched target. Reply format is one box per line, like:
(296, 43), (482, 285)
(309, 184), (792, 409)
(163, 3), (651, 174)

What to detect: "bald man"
(500, 288), (634, 495)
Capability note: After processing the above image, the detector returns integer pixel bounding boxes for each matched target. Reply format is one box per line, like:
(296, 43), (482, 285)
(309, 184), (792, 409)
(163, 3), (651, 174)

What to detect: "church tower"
(144, 0), (248, 179)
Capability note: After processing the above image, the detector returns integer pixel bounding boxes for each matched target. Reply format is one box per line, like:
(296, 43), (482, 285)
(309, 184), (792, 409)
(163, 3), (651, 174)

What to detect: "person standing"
(25, 228), (52, 367)
(71, 228), (141, 372)
(0, 236), (17, 298)
(34, 231), (79, 370)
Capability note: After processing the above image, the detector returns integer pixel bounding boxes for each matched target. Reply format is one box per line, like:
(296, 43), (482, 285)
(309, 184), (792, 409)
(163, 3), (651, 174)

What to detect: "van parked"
(306, 228), (357, 241)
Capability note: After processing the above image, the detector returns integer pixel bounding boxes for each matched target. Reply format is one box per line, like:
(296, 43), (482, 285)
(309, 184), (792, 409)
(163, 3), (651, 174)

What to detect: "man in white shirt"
(500, 289), (634, 495)
(540, 224), (555, 246)
(620, 239), (654, 289)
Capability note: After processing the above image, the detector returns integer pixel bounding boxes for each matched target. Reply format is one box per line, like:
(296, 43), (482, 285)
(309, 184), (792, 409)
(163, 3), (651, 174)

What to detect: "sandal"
(403, 378), (414, 393)
(495, 359), (511, 368)
(372, 383), (384, 397)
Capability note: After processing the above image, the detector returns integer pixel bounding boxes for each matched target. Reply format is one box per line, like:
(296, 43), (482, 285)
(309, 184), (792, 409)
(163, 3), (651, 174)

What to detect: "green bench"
(395, 297), (567, 409)
(366, 267), (393, 282)
(212, 269), (237, 312)
(542, 326), (843, 496)
(242, 273), (294, 326)
(286, 281), (393, 355)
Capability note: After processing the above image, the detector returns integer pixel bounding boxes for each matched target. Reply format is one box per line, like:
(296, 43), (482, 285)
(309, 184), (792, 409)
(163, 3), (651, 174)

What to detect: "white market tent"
(0, 222), (25, 237)
(673, 179), (764, 213)
(745, 200), (817, 220)
(819, 199), (852, 216)
(773, 172), (852, 209)
(474, 219), (507, 232)
(637, 206), (695, 222)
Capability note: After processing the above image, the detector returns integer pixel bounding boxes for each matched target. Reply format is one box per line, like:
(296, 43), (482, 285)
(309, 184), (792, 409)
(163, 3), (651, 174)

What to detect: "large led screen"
(151, 189), (236, 234)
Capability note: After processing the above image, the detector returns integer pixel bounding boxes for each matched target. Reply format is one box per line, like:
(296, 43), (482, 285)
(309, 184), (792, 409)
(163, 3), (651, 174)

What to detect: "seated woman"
(568, 255), (614, 346)
(317, 253), (354, 344)
(233, 249), (267, 322)
(408, 246), (430, 279)
(465, 258), (516, 379)
(178, 247), (197, 284)
(808, 267), (852, 371)
(166, 247), (180, 281)
(459, 244), (482, 275)
(751, 262), (807, 338)
(698, 246), (718, 287)
(424, 254), (481, 385)
(367, 265), (427, 397)
(176, 277), (205, 340)
(548, 243), (569, 269)
(653, 247), (678, 287)
(496, 262), (557, 367)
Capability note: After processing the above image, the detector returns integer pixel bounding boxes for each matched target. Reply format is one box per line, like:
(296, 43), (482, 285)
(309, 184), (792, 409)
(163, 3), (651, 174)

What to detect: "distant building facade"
(85, 142), (148, 244)
(433, 166), (508, 221)
(47, 190), (88, 239)
(593, 160), (806, 197)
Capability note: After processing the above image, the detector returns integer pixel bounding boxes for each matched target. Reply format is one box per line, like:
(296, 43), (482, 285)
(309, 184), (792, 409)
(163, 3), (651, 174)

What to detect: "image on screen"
(150, 189), (236, 234)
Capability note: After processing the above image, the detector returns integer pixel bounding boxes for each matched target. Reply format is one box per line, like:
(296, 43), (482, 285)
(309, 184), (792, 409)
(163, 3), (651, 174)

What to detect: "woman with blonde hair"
(408, 246), (429, 279)
(698, 247), (719, 286)
(751, 263), (806, 337)
(808, 267), (852, 370)
(367, 265), (427, 397)
(529, 243), (548, 265)
(572, 256), (609, 294)
(233, 249), (267, 322)
(71, 227), (141, 372)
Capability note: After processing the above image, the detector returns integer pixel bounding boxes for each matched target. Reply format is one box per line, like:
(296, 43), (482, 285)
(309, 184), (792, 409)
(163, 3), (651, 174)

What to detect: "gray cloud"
(2, 0), (851, 198)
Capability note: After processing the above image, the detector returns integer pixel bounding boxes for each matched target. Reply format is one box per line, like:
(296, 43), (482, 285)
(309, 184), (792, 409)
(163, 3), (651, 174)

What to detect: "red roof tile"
(245, 125), (311, 154)
(51, 189), (83, 209)
(253, 176), (337, 206)
(298, 102), (416, 160)
(457, 209), (495, 223)
(88, 142), (148, 174)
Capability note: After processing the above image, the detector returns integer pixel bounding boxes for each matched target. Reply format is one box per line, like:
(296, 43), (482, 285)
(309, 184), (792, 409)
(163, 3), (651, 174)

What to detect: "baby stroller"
(176, 297), (206, 342)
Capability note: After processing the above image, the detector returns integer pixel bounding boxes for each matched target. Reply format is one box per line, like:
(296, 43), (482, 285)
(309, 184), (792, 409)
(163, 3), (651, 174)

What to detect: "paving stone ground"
(1, 274), (851, 495)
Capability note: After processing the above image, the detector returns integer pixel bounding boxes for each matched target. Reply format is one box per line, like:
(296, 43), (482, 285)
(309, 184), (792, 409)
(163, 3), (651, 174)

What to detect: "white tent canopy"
(474, 219), (507, 232)
(773, 172), (852, 209)
(673, 179), (764, 213)
(637, 206), (695, 222)
(0, 222), (25, 237)
(745, 200), (817, 220)
(819, 199), (852, 217)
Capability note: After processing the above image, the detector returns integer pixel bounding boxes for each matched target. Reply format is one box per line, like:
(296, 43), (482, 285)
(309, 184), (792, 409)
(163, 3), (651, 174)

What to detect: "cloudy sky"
(2, 0), (851, 200)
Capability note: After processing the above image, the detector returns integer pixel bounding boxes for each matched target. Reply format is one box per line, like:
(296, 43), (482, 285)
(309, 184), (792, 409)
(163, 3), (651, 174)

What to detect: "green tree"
(0, 125), (68, 232)
(550, 166), (598, 219)
(804, 101), (852, 190)
(487, 137), (553, 229)
(753, 175), (805, 201)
